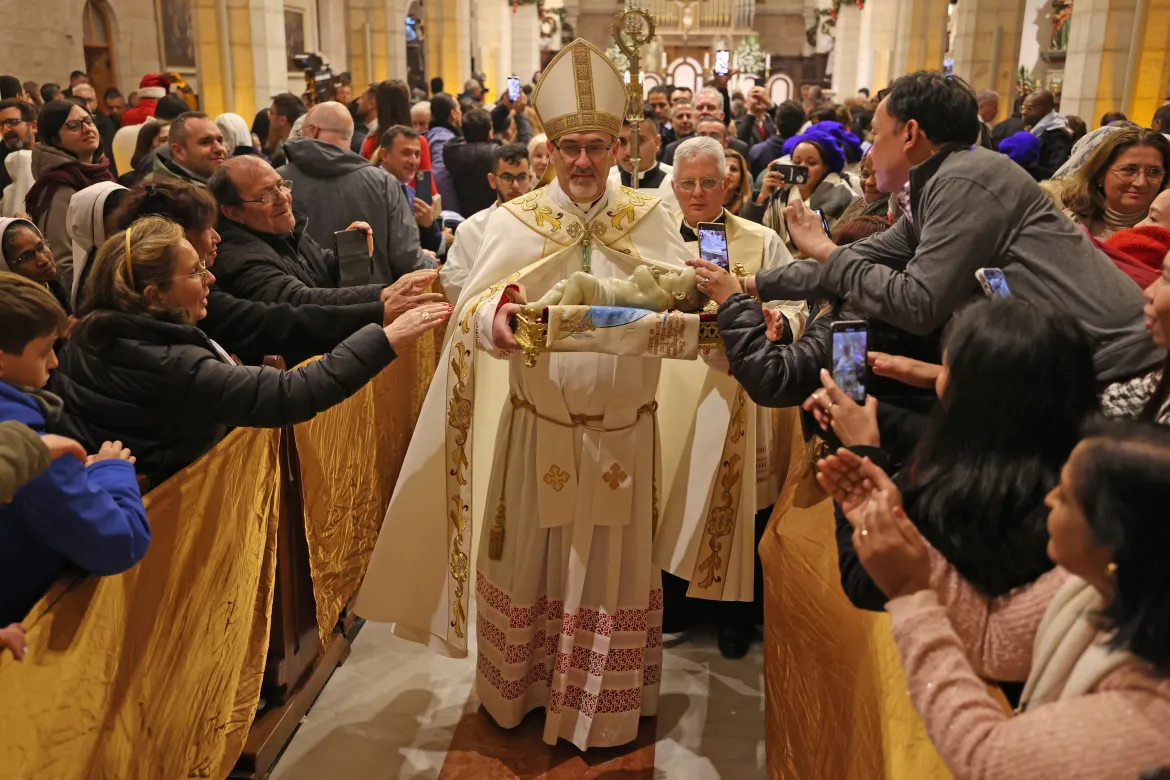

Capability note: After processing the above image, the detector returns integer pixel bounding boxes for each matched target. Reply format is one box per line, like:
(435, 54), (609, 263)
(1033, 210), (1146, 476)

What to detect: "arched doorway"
(83, 0), (117, 100)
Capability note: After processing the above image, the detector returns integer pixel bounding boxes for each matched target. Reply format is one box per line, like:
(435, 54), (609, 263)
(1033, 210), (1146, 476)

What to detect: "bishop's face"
(550, 130), (614, 203)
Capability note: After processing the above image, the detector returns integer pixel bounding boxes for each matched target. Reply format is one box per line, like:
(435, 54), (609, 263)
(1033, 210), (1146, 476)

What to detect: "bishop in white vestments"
(356, 39), (697, 751)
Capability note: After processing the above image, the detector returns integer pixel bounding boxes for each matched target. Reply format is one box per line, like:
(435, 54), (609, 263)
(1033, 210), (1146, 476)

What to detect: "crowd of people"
(1, 57), (1169, 778)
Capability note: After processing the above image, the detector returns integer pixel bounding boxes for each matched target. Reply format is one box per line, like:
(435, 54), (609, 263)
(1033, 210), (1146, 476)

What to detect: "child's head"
(0, 272), (68, 389)
(0, 219), (56, 284)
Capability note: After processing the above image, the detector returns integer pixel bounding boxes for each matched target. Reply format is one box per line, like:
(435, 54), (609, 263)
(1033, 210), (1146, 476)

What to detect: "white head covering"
(1, 150), (34, 218)
(532, 38), (626, 143)
(66, 181), (127, 311)
(1053, 125), (1125, 180)
(0, 216), (41, 272)
(214, 113), (252, 152)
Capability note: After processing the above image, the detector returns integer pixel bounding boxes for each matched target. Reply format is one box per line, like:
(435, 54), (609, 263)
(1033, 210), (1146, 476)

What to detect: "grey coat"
(755, 144), (1163, 383)
(279, 138), (430, 283)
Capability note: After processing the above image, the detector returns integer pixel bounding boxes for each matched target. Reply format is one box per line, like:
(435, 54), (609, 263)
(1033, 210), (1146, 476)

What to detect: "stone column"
(864, 0), (899, 91)
(831, 2), (863, 98)
(897, 0), (949, 74)
(951, 0), (1029, 121)
(1062, 0), (1170, 126)
(247, 0), (290, 116)
(427, 0), (472, 96)
(511, 3), (542, 89)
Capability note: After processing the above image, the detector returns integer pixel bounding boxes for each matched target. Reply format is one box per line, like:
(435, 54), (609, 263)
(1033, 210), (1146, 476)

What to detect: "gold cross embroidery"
(603, 462), (627, 490)
(544, 465), (570, 492)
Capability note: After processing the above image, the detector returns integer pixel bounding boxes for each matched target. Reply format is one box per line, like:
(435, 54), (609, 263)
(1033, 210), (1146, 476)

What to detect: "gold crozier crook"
(613, 8), (657, 191)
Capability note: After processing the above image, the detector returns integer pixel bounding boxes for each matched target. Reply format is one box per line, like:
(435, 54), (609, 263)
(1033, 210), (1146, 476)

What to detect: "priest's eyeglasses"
(675, 177), (722, 193)
(241, 180), (294, 206)
(553, 141), (613, 161)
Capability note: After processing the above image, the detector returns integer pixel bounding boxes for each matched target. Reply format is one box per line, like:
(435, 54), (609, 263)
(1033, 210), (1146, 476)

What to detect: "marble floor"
(271, 614), (766, 780)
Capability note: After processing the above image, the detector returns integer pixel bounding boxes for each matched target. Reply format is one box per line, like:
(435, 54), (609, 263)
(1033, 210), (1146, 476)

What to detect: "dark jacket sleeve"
(716, 293), (834, 408)
(193, 323), (397, 428)
(1029, 130), (1075, 181)
(19, 458), (150, 575)
(834, 444), (894, 611)
(229, 255), (385, 306)
(200, 287), (383, 360)
(735, 115), (756, 147)
(0, 421), (51, 503)
(514, 112), (534, 145)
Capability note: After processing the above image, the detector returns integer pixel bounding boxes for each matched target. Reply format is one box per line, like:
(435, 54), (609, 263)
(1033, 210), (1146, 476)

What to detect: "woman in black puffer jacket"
(52, 215), (451, 489)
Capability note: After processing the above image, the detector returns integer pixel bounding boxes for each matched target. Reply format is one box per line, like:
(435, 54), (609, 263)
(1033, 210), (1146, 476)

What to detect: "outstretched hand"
(802, 369), (879, 447)
(815, 447), (901, 522)
(844, 488), (932, 601)
(868, 351), (942, 390)
(686, 258), (742, 305)
(782, 200), (837, 263)
(383, 302), (452, 351)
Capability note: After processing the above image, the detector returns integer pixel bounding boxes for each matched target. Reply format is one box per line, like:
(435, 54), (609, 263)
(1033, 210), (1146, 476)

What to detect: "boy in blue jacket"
(0, 272), (151, 631)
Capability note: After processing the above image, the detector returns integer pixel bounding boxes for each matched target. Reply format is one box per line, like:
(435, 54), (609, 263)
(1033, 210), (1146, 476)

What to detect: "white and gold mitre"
(533, 38), (626, 143)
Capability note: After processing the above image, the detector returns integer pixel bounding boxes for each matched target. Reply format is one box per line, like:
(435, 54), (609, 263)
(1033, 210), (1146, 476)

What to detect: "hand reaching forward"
(845, 487), (931, 601)
(815, 446), (902, 522)
(867, 351), (942, 390)
(383, 302), (453, 352)
(87, 440), (135, 466)
(781, 199), (837, 263)
(763, 307), (786, 342)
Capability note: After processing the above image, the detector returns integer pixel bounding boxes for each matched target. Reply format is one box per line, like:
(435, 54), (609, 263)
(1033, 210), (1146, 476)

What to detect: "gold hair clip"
(124, 226), (135, 287)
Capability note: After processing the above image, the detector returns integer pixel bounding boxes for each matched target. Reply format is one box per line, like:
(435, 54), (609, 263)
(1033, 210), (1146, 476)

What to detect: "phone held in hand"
(811, 208), (832, 237)
(831, 320), (868, 403)
(771, 162), (809, 185)
(714, 50), (730, 76)
(334, 228), (373, 287)
(697, 221), (730, 271)
(507, 76), (522, 102)
(415, 170), (433, 206)
(975, 267), (1011, 299)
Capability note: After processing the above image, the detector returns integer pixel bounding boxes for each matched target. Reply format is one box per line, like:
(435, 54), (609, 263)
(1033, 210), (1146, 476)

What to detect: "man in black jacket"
(736, 85), (777, 152)
(208, 155), (388, 306)
(1020, 89), (1074, 180)
(443, 108), (500, 218)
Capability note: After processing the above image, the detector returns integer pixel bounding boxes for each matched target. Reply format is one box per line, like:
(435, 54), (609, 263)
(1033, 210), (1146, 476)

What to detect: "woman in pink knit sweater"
(817, 419), (1170, 780)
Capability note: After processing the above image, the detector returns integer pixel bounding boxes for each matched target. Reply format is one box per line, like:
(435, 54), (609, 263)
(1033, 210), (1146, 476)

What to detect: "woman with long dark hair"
(808, 299), (1100, 610)
(360, 79), (432, 180)
(25, 100), (115, 293)
(817, 418), (1170, 779)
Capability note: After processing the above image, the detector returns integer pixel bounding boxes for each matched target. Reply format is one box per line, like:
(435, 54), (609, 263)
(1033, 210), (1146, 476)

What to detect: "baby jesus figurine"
(526, 266), (706, 314)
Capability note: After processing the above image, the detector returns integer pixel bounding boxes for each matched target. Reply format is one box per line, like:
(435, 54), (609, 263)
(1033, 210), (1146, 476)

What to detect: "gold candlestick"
(613, 8), (656, 191)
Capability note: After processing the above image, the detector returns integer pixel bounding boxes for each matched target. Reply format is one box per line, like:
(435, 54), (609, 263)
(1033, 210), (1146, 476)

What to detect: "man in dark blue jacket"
(0, 275), (149, 627)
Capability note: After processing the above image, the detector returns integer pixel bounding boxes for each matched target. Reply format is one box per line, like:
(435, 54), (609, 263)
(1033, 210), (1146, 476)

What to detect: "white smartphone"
(975, 267), (1011, 298)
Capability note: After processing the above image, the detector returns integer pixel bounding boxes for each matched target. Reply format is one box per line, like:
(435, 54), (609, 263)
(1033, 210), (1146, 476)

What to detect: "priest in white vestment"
(439, 143), (533, 304)
(607, 110), (677, 210)
(653, 137), (808, 659)
(356, 39), (697, 751)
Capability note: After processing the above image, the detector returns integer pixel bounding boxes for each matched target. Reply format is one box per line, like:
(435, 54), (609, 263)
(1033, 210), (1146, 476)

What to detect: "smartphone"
(697, 222), (730, 271)
(714, 50), (731, 76)
(976, 267), (1011, 298)
(334, 228), (372, 287)
(507, 76), (522, 102)
(831, 320), (868, 403)
(811, 208), (832, 237)
(771, 162), (810, 185)
(415, 170), (433, 206)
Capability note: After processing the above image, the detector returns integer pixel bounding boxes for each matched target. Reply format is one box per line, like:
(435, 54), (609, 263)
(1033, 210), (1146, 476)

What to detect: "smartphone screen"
(811, 208), (831, 237)
(714, 50), (730, 76)
(415, 170), (433, 205)
(508, 77), (521, 101)
(831, 321), (868, 403)
(697, 222), (730, 270)
(976, 268), (1011, 298)
(771, 163), (809, 185)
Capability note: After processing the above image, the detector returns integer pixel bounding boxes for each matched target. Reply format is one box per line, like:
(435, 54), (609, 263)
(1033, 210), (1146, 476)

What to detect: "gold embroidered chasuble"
(354, 177), (701, 658)
(655, 211), (808, 601)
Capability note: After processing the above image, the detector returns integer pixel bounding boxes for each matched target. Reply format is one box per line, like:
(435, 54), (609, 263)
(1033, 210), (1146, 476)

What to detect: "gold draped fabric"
(761, 425), (952, 779)
(0, 426), (282, 780)
(296, 329), (439, 649)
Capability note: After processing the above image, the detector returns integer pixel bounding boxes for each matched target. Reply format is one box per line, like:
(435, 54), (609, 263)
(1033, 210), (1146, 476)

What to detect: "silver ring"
(421, 312), (431, 320)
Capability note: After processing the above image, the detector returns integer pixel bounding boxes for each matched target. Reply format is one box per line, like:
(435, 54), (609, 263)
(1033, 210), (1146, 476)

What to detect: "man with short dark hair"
(746, 71), (1160, 382)
(661, 99), (696, 153)
(62, 71), (88, 98)
(610, 111), (677, 207)
(440, 143), (531, 302)
(103, 89), (126, 125)
(279, 101), (431, 282)
(663, 88), (748, 163)
(737, 84), (777, 152)
(975, 90), (999, 149)
(647, 85), (671, 126)
(445, 108), (502, 217)
(430, 76), (444, 96)
(0, 98), (36, 198)
(149, 112), (227, 184)
(267, 93), (307, 165)
(746, 99), (805, 178)
(209, 154), (391, 306)
(40, 83), (63, 104)
(1020, 88), (1074, 179)
(350, 83), (377, 154)
(1154, 105), (1170, 138)
(379, 125), (443, 252)
(0, 76), (25, 102)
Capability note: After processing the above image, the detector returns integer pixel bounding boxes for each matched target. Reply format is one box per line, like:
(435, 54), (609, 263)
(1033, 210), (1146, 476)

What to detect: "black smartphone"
(771, 162), (809, 185)
(334, 228), (372, 287)
(508, 76), (522, 102)
(415, 170), (433, 205)
(697, 221), (730, 271)
(714, 50), (731, 76)
(811, 208), (832, 237)
(831, 320), (868, 403)
(976, 267), (1011, 299)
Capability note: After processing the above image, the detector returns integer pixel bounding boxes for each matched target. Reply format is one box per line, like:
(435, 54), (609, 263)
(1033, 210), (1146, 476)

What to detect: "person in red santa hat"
(119, 75), (170, 128)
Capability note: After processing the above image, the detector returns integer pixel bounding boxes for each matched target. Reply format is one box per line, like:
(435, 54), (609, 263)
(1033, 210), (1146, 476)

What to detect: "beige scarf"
(1019, 575), (1134, 711)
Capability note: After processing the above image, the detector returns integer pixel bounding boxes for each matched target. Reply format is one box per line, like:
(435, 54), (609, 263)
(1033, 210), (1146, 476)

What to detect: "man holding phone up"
(378, 125), (444, 255)
(655, 136), (808, 659)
